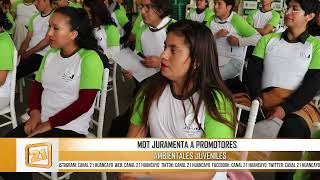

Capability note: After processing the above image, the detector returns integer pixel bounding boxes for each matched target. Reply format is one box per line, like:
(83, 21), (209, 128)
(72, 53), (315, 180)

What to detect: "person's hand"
(215, 29), (229, 38)
(233, 93), (252, 107)
(20, 50), (32, 60)
(28, 122), (52, 137)
(18, 47), (26, 58)
(267, 106), (285, 120)
(24, 112), (41, 135)
(227, 35), (240, 46)
(118, 172), (150, 180)
(122, 69), (134, 80)
(141, 56), (161, 68)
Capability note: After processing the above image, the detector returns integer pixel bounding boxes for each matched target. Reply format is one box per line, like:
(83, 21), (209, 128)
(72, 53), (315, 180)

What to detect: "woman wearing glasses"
(247, 1), (320, 178)
(122, 0), (174, 82)
(120, 20), (235, 180)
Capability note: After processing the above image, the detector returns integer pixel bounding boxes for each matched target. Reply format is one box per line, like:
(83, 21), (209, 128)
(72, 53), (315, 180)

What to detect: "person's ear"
(306, 13), (315, 23)
(226, 4), (233, 12)
(70, 30), (78, 40)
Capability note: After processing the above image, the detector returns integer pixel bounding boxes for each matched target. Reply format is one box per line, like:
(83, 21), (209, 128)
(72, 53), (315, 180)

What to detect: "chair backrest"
(239, 46), (248, 82)
(92, 68), (110, 138)
(235, 100), (259, 138)
(10, 49), (18, 128)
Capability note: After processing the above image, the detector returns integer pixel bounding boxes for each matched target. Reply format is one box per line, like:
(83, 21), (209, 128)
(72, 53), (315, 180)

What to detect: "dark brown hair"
(134, 20), (236, 134)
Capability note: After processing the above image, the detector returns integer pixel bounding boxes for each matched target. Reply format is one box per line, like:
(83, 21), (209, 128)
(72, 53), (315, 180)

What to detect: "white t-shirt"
(209, 12), (247, 66)
(36, 48), (104, 135)
(16, 3), (38, 27)
(140, 16), (171, 57)
(148, 85), (206, 138)
(252, 10), (273, 29)
(27, 11), (52, 56)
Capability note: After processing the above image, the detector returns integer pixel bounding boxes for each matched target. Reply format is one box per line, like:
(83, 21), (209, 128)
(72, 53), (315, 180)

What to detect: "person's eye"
(293, 8), (300, 11)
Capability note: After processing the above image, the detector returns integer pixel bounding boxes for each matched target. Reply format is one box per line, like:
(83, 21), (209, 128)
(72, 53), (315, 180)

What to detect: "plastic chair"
(0, 48), (18, 129)
(235, 100), (260, 138)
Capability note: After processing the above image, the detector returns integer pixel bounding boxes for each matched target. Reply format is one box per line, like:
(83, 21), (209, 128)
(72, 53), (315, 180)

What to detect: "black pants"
(225, 76), (247, 94)
(1, 123), (85, 180)
(275, 114), (311, 180)
(17, 54), (43, 80)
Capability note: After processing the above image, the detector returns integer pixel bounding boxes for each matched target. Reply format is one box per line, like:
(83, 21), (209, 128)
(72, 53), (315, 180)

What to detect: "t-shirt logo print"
(183, 113), (202, 137)
(62, 68), (75, 82)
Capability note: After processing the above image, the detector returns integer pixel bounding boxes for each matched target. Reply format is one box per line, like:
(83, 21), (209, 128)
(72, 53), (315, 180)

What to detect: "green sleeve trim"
(205, 15), (215, 28)
(6, 12), (15, 35)
(204, 90), (234, 138)
(28, 13), (39, 32)
(204, 8), (214, 22)
(0, 32), (14, 71)
(114, 8), (129, 27)
(268, 10), (281, 28)
(231, 14), (256, 37)
(307, 36), (320, 69)
(105, 25), (120, 47)
(130, 92), (145, 126)
(252, 33), (280, 59)
(134, 24), (148, 54)
(186, 8), (195, 20)
(132, 14), (143, 34)
(68, 1), (82, 8)
(79, 49), (104, 90)
(246, 10), (257, 26)
(35, 48), (59, 82)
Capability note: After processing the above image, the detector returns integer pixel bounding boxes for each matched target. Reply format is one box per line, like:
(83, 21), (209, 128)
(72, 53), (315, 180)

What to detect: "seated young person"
(246, 1), (320, 178)
(186, 0), (214, 24)
(121, 20), (236, 180)
(2, 7), (104, 179)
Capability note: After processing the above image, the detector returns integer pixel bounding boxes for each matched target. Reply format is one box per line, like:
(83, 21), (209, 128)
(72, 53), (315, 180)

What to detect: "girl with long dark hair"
(121, 20), (236, 180)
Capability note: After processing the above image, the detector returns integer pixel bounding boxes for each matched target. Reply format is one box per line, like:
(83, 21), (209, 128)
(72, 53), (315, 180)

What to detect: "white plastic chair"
(105, 48), (120, 117)
(38, 68), (110, 180)
(235, 100), (260, 138)
(235, 100), (259, 161)
(107, 63), (120, 116)
(0, 48), (18, 129)
(239, 46), (248, 82)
